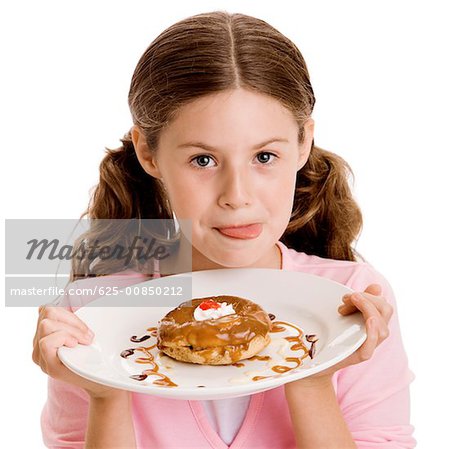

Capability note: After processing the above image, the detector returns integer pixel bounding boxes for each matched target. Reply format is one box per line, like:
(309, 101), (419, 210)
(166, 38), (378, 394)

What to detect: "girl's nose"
(217, 166), (252, 209)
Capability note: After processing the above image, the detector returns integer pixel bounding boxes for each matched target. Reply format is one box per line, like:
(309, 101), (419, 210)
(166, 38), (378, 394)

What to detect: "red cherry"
(199, 299), (221, 310)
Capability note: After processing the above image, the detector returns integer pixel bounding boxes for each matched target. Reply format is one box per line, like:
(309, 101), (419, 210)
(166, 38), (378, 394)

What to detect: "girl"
(32, 11), (415, 449)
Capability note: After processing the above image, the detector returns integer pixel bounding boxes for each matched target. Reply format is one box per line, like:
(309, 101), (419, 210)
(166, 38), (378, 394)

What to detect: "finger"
(357, 291), (394, 323)
(34, 305), (51, 362)
(340, 284), (382, 307)
(38, 330), (80, 376)
(33, 320), (93, 370)
(326, 316), (379, 371)
(339, 292), (389, 340)
(339, 291), (393, 324)
(339, 291), (375, 315)
(364, 283), (383, 296)
(358, 317), (379, 361)
(360, 284), (393, 322)
(348, 292), (383, 322)
(338, 297), (358, 315)
(37, 318), (93, 345)
(350, 293), (390, 343)
(34, 304), (50, 345)
(344, 316), (379, 365)
(40, 305), (93, 335)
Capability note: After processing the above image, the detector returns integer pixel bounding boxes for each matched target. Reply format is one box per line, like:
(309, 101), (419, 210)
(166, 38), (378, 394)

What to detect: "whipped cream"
(193, 301), (236, 321)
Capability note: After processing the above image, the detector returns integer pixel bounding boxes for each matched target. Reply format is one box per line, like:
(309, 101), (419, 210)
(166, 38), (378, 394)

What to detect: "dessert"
(156, 295), (272, 365)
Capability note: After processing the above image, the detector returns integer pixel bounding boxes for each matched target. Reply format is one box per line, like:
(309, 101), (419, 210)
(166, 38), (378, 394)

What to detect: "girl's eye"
(256, 152), (277, 164)
(190, 155), (215, 169)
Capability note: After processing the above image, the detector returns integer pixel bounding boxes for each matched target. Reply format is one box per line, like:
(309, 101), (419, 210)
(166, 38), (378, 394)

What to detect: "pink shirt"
(41, 241), (416, 448)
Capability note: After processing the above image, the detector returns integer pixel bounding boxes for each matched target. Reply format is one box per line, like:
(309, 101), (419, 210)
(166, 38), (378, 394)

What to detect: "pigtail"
(282, 144), (363, 262)
(70, 131), (177, 282)
(83, 130), (171, 220)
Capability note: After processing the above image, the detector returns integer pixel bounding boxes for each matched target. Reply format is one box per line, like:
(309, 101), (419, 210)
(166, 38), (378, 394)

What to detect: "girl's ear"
(131, 125), (163, 179)
(297, 118), (315, 170)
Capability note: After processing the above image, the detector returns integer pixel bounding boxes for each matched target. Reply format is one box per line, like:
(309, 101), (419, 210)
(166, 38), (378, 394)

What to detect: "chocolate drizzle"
(130, 374), (147, 381)
(305, 334), (318, 359)
(130, 334), (151, 343)
(120, 348), (136, 358)
(120, 326), (178, 387)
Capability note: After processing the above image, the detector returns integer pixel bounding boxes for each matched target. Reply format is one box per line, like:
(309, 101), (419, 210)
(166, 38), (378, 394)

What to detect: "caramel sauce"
(248, 354), (271, 361)
(157, 296), (272, 352)
(250, 320), (313, 382)
(232, 362), (245, 367)
(128, 345), (178, 387)
(150, 373), (177, 387)
(271, 356), (303, 373)
(270, 323), (286, 333)
(285, 336), (304, 351)
(134, 343), (158, 364)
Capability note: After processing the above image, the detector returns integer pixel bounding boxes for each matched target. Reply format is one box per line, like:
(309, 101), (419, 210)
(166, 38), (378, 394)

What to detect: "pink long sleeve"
(41, 378), (89, 448)
(334, 264), (416, 448)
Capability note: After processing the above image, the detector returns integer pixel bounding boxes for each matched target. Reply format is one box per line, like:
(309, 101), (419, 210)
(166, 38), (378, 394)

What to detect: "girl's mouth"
(214, 224), (262, 240)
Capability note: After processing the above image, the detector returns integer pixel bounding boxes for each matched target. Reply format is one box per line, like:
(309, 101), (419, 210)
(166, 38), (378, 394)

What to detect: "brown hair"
(72, 11), (363, 281)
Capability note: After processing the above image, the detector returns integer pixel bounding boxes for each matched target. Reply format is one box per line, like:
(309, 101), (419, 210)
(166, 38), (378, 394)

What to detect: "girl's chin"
(204, 247), (262, 268)
(190, 231), (273, 269)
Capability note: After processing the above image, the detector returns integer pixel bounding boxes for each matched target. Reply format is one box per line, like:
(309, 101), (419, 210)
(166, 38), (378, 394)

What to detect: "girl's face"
(133, 88), (314, 271)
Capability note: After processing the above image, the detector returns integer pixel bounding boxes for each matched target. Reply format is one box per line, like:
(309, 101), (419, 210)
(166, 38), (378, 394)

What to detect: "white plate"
(58, 268), (366, 400)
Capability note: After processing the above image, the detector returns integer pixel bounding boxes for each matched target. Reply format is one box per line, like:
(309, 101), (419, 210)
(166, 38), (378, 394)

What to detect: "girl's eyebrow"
(176, 138), (289, 151)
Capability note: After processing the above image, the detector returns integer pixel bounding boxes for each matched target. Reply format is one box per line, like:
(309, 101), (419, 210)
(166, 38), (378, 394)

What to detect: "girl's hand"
(32, 304), (125, 399)
(286, 283), (393, 388)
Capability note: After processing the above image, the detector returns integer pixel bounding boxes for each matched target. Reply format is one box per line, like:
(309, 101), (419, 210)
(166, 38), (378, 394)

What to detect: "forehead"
(160, 89), (299, 147)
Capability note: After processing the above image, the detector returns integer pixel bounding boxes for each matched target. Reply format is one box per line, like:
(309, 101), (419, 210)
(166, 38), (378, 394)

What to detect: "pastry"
(156, 295), (272, 365)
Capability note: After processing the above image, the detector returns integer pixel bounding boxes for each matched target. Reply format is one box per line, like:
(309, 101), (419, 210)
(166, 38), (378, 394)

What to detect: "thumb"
(364, 283), (382, 296)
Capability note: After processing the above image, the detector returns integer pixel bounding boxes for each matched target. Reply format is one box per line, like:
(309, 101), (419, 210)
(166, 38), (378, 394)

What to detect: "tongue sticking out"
(217, 224), (262, 239)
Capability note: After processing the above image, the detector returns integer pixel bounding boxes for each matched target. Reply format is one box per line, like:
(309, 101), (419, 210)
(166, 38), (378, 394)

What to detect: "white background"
(1, 1), (449, 447)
